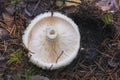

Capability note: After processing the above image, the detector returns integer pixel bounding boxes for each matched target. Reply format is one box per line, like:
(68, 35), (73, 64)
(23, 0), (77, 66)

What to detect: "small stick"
(94, 61), (105, 72)
(48, 64), (53, 70)
(56, 51), (64, 63)
(2, 40), (7, 56)
(51, 10), (53, 17)
(96, 49), (112, 58)
(22, 43), (35, 54)
(33, 0), (41, 12)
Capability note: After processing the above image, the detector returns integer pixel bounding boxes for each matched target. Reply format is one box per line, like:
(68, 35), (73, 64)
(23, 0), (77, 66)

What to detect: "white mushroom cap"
(22, 12), (80, 70)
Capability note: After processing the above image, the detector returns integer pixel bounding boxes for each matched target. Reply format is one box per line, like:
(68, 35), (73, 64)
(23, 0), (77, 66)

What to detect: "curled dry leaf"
(96, 0), (119, 12)
(66, 0), (81, 7)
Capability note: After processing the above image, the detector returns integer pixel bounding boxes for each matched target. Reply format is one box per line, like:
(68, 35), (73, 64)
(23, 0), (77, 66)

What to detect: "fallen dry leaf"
(2, 13), (14, 26)
(96, 1), (110, 11)
(65, 0), (81, 7)
(96, 0), (119, 12)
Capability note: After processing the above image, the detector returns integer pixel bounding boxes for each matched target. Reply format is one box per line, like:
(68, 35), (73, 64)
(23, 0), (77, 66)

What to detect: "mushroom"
(22, 12), (80, 70)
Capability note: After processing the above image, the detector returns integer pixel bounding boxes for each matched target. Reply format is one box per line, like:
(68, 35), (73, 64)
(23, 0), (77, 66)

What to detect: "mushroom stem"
(46, 28), (57, 40)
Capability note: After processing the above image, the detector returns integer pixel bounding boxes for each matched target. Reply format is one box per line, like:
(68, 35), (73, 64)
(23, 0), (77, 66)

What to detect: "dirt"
(0, 0), (120, 80)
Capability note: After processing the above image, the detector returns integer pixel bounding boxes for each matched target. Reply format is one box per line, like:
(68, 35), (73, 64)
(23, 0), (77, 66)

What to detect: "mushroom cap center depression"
(46, 28), (57, 40)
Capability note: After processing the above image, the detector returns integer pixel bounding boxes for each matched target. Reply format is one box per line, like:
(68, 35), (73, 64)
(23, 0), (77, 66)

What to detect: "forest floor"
(0, 0), (120, 80)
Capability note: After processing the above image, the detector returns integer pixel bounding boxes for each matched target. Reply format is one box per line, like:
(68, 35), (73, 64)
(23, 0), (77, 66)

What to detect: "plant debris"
(65, 0), (81, 6)
(96, 0), (119, 12)
(0, 28), (9, 40)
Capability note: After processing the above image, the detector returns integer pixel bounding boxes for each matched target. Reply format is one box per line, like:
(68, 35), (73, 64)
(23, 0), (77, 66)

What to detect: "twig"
(56, 51), (64, 63)
(82, 68), (96, 79)
(33, 0), (41, 12)
(22, 43), (35, 54)
(2, 40), (8, 56)
(94, 61), (105, 72)
(96, 49), (112, 58)
(114, 31), (120, 40)
(48, 64), (53, 70)
(79, 63), (89, 70)
(51, 10), (53, 17)
(24, 7), (32, 17)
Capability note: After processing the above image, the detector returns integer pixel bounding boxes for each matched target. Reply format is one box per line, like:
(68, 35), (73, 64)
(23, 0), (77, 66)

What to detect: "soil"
(0, 0), (120, 80)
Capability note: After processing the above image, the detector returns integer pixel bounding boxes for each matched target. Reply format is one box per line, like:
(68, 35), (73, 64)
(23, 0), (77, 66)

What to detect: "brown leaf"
(2, 13), (14, 26)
